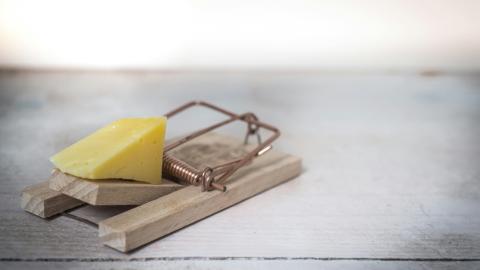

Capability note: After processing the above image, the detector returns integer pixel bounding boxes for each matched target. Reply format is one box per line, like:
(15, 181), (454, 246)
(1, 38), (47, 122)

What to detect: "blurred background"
(1, 0), (479, 71)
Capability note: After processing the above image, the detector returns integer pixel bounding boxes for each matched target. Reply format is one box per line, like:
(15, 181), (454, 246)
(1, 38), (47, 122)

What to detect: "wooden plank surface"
(0, 261), (477, 270)
(21, 181), (83, 218)
(49, 169), (183, 205)
(1, 71), (480, 269)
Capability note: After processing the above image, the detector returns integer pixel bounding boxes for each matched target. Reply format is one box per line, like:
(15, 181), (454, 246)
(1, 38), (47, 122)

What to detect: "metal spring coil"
(163, 154), (202, 185)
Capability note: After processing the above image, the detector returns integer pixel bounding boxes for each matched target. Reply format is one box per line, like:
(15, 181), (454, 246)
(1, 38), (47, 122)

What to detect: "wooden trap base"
(49, 169), (182, 205)
(21, 132), (302, 252)
(21, 182), (84, 218)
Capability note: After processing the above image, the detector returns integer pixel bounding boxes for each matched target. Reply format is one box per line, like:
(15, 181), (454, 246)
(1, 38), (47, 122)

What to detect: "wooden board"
(99, 146), (302, 252)
(1, 261), (478, 270)
(21, 181), (84, 218)
(49, 169), (183, 205)
(6, 72), (480, 269)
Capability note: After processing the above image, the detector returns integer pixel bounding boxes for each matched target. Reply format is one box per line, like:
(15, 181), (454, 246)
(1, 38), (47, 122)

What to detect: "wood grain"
(2, 261), (478, 270)
(48, 169), (183, 205)
(99, 147), (302, 252)
(3, 72), (480, 269)
(21, 181), (83, 218)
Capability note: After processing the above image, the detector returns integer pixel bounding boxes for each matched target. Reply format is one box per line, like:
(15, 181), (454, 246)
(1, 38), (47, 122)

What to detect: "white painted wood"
(1, 71), (480, 268)
(1, 261), (478, 270)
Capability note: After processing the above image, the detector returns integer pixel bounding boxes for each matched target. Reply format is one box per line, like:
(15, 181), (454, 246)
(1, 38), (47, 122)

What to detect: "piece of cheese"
(50, 117), (167, 184)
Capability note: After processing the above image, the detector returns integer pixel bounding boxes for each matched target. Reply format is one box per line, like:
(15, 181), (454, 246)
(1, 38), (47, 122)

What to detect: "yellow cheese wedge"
(50, 117), (167, 184)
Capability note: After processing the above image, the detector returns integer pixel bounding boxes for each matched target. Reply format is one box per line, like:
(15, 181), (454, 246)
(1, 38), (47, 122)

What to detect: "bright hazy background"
(1, 0), (479, 71)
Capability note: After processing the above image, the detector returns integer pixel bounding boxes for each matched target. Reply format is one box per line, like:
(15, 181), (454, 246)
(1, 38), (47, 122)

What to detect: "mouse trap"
(21, 101), (302, 252)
